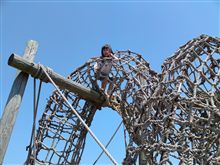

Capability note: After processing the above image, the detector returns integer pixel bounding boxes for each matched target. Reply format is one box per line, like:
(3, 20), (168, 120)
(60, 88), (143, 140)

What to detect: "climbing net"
(25, 34), (220, 164)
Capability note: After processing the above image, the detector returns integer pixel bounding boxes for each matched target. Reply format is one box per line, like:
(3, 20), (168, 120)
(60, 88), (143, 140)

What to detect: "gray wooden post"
(8, 54), (105, 105)
(0, 40), (38, 164)
(139, 151), (147, 165)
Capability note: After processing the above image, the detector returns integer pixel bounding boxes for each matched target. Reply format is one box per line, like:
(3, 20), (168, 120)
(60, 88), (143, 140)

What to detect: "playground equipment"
(1, 34), (220, 164)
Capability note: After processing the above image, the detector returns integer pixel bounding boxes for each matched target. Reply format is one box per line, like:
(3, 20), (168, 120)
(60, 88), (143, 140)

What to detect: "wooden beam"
(139, 151), (147, 165)
(0, 40), (38, 164)
(8, 54), (105, 105)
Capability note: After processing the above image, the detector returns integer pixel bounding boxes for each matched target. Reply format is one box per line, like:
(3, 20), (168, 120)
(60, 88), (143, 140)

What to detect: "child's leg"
(101, 78), (108, 91)
(107, 78), (115, 95)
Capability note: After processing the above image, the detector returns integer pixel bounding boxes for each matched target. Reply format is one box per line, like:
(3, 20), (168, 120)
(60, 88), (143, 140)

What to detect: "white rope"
(93, 121), (123, 165)
(40, 65), (118, 165)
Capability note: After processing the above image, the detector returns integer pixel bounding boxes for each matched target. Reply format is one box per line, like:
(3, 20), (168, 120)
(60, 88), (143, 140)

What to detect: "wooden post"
(0, 40), (38, 164)
(139, 151), (147, 165)
(8, 54), (105, 105)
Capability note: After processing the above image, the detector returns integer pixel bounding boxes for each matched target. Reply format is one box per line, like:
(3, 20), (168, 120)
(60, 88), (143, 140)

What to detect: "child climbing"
(94, 44), (118, 94)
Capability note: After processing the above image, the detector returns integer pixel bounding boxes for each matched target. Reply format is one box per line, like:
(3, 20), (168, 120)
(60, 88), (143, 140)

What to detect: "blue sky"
(1, 0), (219, 164)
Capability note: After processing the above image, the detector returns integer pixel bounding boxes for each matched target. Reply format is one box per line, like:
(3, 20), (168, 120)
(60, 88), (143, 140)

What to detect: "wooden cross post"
(0, 40), (38, 164)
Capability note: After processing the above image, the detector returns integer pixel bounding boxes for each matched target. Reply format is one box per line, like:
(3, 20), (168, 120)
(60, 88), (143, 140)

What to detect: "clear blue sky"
(1, 0), (219, 164)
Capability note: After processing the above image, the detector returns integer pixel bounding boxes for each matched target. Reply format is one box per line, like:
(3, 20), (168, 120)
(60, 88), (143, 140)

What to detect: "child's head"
(101, 44), (113, 57)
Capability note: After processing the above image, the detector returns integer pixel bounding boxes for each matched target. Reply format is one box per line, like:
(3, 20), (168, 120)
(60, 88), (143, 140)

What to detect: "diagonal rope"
(40, 65), (118, 165)
(93, 121), (123, 165)
(25, 78), (42, 164)
(123, 124), (127, 150)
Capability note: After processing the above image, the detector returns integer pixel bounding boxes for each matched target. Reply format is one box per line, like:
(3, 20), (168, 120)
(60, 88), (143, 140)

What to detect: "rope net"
(25, 34), (220, 164)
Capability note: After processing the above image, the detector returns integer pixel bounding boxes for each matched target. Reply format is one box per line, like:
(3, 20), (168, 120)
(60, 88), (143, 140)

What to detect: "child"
(94, 44), (118, 92)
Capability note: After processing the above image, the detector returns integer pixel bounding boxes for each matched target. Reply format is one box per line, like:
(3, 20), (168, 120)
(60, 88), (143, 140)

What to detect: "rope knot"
(32, 64), (53, 83)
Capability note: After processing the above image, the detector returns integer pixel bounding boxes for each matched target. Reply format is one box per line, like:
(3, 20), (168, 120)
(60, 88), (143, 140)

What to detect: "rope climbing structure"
(25, 34), (220, 164)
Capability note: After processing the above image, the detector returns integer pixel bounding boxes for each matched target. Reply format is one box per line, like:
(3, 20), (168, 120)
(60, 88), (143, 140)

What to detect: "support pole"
(139, 151), (147, 165)
(7, 54), (105, 105)
(0, 40), (38, 164)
